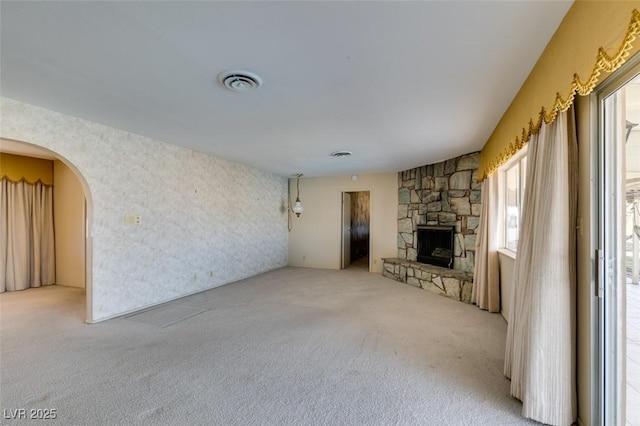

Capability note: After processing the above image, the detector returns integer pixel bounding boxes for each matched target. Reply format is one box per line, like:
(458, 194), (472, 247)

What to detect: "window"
(501, 151), (527, 252)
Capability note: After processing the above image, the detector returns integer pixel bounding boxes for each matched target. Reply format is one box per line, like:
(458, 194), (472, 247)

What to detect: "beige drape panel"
(472, 173), (500, 312)
(504, 109), (577, 426)
(1, 178), (55, 292)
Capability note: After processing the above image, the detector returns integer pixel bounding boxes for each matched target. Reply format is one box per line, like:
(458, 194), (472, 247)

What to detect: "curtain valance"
(0, 153), (53, 186)
(478, 3), (640, 181)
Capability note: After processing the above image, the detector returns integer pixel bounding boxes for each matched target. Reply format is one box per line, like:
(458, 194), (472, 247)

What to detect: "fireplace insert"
(416, 225), (455, 268)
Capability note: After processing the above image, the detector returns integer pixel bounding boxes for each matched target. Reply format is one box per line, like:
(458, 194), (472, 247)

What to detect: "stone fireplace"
(382, 152), (481, 304)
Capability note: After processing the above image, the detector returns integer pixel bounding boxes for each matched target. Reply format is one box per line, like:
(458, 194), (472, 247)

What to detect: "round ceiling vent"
(218, 70), (262, 92)
(330, 151), (353, 158)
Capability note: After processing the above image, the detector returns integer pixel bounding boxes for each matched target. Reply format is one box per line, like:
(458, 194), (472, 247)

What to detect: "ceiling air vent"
(218, 70), (262, 92)
(330, 151), (353, 157)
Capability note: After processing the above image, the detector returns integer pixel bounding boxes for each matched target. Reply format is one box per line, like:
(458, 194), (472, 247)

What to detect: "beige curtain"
(1, 178), (55, 292)
(472, 173), (500, 312)
(504, 108), (577, 425)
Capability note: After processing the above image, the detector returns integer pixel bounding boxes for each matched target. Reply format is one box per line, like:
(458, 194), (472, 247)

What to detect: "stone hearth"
(382, 258), (473, 303)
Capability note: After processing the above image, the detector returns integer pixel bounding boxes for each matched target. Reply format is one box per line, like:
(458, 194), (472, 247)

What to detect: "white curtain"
(472, 173), (500, 312)
(504, 109), (577, 425)
(1, 178), (55, 292)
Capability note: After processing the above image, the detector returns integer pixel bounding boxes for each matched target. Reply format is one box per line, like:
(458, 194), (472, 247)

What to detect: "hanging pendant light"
(292, 173), (303, 217)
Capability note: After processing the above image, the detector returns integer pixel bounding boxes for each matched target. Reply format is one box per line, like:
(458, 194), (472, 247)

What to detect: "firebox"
(416, 225), (455, 268)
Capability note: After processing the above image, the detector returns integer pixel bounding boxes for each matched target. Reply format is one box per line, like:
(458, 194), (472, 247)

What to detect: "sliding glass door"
(597, 63), (640, 426)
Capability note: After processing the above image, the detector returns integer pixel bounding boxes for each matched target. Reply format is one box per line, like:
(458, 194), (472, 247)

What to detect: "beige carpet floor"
(0, 266), (536, 425)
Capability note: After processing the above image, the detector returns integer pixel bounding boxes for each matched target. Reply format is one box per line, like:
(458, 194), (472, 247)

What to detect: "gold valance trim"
(1, 176), (53, 187)
(479, 8), (640, 181)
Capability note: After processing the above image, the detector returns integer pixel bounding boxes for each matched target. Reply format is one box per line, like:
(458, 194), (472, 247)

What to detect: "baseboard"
(85, 265), (287, 324)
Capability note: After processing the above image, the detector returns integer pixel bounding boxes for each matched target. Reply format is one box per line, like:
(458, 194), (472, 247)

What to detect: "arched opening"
(1, 138), (94, 323)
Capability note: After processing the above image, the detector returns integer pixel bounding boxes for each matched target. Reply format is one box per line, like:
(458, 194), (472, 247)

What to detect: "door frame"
(1, 138), (94, 323)
(341, 192), (351, 269)
(593, 57), (640, 425)
(338, 189), (372, 271)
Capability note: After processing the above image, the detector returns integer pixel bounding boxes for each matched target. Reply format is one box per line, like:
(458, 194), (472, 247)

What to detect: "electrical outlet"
(124, 214), (142, 226)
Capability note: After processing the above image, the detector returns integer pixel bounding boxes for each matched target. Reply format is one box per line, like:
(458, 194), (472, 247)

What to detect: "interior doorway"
(0, 138), (92, 322)
(597, 62), (640, 425)
(341, 191), (370, 270)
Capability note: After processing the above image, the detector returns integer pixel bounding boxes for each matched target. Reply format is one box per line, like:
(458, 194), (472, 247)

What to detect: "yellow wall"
(480, 2), (640, 180)
(53, 160), (86, 289)
(0, 152), (53, 185)
(288, 173), (397, 272)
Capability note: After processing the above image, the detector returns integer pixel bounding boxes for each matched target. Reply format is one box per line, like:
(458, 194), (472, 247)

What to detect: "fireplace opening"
(417, 225), (455, 269)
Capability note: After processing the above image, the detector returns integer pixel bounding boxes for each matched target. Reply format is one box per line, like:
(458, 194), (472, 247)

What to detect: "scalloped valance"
(0, 152), (53, 186)
(478, 3), (640, 181)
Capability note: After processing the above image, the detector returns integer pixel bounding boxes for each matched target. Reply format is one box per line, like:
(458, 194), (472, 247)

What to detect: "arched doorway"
(1, 138), (93, 322)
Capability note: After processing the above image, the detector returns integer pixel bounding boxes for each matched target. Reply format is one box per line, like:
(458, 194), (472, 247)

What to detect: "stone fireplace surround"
(382, 152), (481, 304)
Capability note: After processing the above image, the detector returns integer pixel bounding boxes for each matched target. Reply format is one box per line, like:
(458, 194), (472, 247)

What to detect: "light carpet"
(0, 266), (536, 425)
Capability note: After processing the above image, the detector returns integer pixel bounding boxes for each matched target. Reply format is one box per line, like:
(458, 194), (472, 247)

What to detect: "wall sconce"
(292, 173), (304, 217)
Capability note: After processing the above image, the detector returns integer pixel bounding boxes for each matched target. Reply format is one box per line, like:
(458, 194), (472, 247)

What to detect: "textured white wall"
(1, 98), (288, 322)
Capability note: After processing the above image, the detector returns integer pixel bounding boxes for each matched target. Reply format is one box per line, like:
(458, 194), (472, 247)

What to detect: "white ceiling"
(0, 1), (573, 177)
